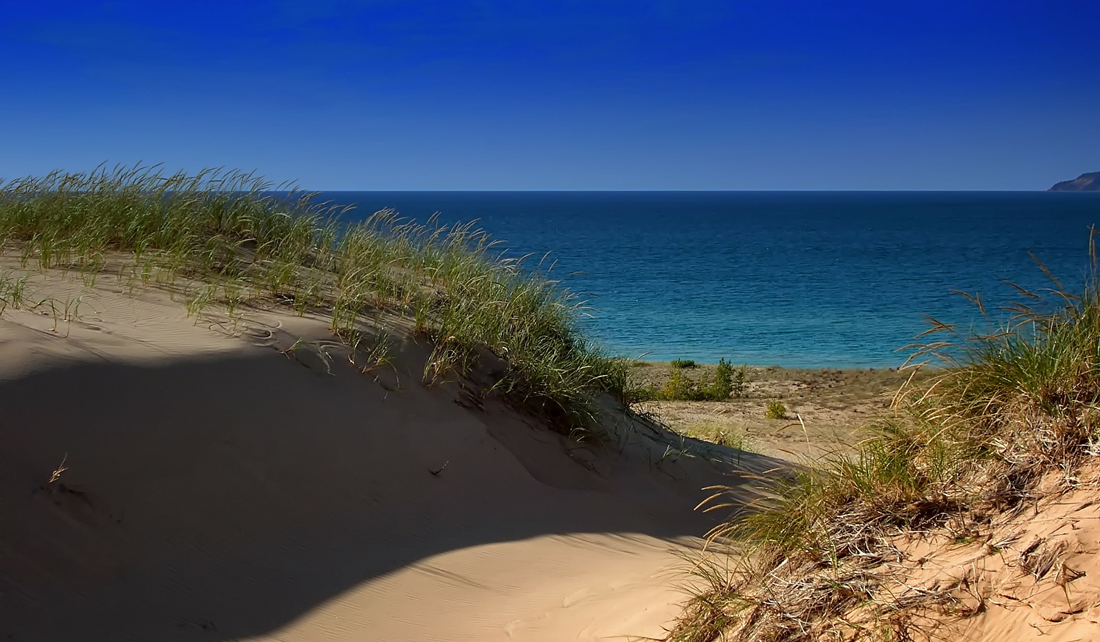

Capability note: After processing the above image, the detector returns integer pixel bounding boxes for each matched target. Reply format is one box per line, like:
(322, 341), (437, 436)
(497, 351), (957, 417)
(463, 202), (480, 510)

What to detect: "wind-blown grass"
(671, 232), (1100, 641)
(0, 165), (625, 435)
(0, 271), (29, 315)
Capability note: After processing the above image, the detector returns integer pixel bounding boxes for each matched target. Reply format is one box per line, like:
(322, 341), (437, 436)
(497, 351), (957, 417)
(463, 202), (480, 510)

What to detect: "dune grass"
(0, 271), (29, 315)
(671, 235), (1100, 641)
(0, 165), (626, 436)
(677, 422), (754, 453)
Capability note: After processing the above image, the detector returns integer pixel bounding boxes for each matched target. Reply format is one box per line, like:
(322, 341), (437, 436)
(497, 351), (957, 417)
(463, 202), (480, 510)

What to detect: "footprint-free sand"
(0, 264), (781, 641)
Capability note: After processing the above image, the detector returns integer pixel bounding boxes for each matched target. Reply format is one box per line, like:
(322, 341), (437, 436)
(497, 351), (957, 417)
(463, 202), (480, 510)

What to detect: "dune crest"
(0, 264), (777, 641)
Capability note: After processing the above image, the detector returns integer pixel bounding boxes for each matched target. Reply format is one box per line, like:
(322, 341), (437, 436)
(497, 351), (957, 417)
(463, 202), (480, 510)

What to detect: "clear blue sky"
(2, 1), (1097, 190)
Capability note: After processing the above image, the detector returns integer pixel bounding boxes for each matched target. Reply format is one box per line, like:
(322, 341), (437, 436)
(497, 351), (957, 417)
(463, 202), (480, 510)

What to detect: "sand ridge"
(0, 264), (782, 641)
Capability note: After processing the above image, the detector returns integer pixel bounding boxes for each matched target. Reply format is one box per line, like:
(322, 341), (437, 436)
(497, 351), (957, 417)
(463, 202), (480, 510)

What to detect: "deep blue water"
(317, 191), (1100, 369)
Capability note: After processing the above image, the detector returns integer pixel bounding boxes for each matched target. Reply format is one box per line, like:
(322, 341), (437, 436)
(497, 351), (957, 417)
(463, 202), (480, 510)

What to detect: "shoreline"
(626, 360), (934, 461)
(630, 358), (925, 372)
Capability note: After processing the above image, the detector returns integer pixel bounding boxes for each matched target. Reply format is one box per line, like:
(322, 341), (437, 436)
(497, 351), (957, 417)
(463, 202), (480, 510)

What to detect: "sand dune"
(1, 267), (781, 641)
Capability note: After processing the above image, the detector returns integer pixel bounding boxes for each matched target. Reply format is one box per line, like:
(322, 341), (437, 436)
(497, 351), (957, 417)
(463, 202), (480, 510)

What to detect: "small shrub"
(711, 358), (733, 400)
(765, 400), (787, 419)
(732, 364), (747, 398)
(663, 367), (698, 400)
(624, 384), (660, 404)
(648, 360), (745, 402)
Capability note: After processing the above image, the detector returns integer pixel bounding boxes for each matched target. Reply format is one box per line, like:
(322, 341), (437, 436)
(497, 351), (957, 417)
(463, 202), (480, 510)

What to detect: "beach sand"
(0, 262), (785, 642)
(628, 362), (928, 461)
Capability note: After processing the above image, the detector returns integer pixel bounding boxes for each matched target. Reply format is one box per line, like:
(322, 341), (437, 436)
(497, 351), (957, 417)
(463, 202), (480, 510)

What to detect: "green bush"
(622, 359), (745, 403)
(623, 384), (660, 404)
(711, 358), (733, 400)
(663, 367), (704, 400)
(658, 361), (741, 401)
(764, 400), (787, 419)
(732, 364), (747, 398)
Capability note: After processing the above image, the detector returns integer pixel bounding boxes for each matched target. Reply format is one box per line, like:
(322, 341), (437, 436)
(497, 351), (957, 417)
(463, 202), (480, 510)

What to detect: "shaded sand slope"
(1, 269), (782, 641)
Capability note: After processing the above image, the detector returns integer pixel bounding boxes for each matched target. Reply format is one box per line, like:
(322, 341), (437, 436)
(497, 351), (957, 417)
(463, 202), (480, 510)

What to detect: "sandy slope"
(878, 470), (1100, 641)
(0, 266), (780, 642)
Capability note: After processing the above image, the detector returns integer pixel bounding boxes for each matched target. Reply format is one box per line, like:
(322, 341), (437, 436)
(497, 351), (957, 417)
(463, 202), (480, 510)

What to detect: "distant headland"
(1049, 172), (1100, 191)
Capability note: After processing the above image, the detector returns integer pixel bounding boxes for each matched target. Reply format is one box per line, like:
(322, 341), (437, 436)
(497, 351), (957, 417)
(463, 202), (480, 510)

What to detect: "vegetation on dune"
(678, 422), (754, 453)
(0, 271), (29, 315)
(629, 358), (745, 402)
(0, 165), (626, 435)
(763, 400), (787, 420)
(672, 236), (1100, 641)
(12, 166), (1099, 641)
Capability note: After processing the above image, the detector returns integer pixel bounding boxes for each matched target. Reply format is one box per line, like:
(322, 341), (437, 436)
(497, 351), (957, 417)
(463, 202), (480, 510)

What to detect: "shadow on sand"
(1, 350), (790, 641)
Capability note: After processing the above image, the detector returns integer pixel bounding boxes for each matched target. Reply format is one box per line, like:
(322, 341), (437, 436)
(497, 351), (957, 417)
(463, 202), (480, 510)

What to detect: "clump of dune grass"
(670, 234), (1100, 642)
(679, 422), (754, 453)
(0, 164), (625, 436)
(0, 270), (30, 315)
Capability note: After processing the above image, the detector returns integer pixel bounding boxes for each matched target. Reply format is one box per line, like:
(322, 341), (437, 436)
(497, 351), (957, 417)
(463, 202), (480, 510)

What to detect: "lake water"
(318, 191), (1100, 368)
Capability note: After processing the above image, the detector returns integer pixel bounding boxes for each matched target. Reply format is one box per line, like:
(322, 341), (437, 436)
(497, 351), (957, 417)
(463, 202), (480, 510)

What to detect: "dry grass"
(669, 231), (1100, 642)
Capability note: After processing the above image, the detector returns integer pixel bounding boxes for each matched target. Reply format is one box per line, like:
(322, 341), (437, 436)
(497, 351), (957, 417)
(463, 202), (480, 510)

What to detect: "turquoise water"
(321, 191), (1100, 368)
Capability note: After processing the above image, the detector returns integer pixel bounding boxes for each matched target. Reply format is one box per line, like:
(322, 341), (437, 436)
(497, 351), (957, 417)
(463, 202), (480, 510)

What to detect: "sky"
(1, 1), (1097, 190)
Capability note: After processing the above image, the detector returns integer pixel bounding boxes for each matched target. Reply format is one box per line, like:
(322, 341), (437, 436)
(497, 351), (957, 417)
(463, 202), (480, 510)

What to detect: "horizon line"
(302, 188), (1075, 193)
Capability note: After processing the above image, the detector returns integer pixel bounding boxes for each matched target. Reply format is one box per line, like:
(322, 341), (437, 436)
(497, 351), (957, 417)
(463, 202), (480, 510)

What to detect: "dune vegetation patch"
(671, 236), (1100, 641)
(0, 165), (627, 437)
(628, 358), (745, 402)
